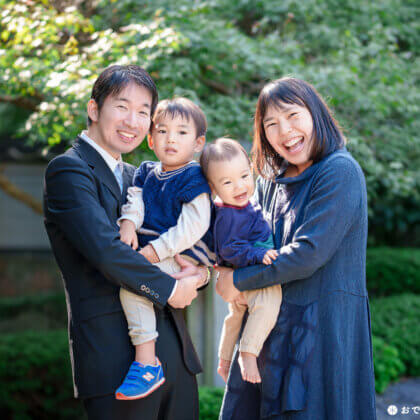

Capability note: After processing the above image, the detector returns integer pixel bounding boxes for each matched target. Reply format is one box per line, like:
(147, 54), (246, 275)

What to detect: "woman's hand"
(172, 255), (209, 288)
(214, 265), (241, 302)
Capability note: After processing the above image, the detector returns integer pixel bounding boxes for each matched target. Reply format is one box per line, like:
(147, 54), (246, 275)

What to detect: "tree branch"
(0, 95), (41, 112)
(0, 172), (43, 215)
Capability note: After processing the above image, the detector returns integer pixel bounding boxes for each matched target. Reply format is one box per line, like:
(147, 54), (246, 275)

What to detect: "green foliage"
(0, 330), (85, 420)
(199, 386), (225, 420)
(372, 335), (405, 394)
(0, 293), (67, 331)
(1, 291), (420, 415)
(1, 0), (419, 243)
(366, 248), (420, 297)
(0, 328), (223, 419)
(370, 294), (420, 377)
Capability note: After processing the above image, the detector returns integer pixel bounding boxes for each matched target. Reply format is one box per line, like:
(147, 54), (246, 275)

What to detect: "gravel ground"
(376, 378), (420, 419)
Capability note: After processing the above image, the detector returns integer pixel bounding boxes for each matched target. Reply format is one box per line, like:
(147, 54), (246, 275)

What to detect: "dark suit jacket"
(43, 137), (202, 399)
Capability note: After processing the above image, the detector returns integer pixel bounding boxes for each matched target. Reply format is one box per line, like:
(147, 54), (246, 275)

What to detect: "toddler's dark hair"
(152, 97), (207, 138)
(200, 137), (250, 179)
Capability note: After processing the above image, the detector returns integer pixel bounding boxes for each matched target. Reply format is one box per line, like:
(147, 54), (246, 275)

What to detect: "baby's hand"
(234, 292), (248, 306)
(119, 220), (138, 250)
(140, 244), (160, 264)
(262, 249), (278, 265)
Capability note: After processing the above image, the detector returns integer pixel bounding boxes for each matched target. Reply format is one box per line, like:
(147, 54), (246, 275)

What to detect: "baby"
(116, 98), (215, 400)
(200, 137), (283, 384)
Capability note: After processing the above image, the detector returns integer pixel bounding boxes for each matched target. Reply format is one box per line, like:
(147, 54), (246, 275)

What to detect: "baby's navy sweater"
(133, 161), (215, 265)
(214, 201), (273, 268)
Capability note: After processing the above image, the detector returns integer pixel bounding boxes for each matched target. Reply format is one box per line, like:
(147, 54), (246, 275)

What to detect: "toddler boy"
(116, 98), (214, 399)
(200, 137), (282, 384)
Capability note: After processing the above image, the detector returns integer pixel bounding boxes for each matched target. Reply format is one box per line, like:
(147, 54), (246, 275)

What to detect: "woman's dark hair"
(252, 77), (346, 177)
(200, 137), (250, 180)
(88, 64), (158, 125)
(152, 97), (207, 138)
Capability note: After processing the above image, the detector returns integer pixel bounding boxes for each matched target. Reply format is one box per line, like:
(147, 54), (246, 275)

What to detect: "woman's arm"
(232, 156), (365, 292)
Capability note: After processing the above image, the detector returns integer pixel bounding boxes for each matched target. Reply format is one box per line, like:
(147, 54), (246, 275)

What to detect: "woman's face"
(263, 102), (314, 175)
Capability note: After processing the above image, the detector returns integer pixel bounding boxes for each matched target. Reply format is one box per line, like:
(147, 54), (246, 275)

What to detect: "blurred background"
(0, 0), (419, 419)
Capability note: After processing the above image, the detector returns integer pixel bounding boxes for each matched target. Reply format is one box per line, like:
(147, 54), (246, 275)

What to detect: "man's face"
(87, 82), (153, 159)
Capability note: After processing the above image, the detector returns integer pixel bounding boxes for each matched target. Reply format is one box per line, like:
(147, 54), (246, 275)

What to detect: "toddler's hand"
(140, 244), (160, 264)
(119, 220), (138, 250)
(262, 249), (278, 265)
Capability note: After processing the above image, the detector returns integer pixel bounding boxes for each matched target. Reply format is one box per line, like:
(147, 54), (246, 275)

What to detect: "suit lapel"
(73, 137), (122, 203)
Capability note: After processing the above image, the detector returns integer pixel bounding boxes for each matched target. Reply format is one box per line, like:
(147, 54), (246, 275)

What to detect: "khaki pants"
(218, 284), (283, 360)
(120, 258), (181, 346)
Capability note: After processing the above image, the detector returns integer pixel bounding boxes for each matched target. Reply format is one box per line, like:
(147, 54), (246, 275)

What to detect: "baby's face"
(207, 153), (254, 207)
(148, 114), (204, 171)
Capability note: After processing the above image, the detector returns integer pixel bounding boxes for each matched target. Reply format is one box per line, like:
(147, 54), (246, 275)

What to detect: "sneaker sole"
(115, 377), (165, 400)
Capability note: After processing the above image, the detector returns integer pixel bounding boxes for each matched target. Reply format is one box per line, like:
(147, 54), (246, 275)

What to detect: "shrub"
(370, 294), (420, 377)
(0, 329), (225, 419)
(372, 335), (405, 394)
(0, 330), (84, 420)
(199, 386), (225, 420)
(366, 248), (420, 297)
(0, 293), (67, 334)
(0, 293), (66, 323)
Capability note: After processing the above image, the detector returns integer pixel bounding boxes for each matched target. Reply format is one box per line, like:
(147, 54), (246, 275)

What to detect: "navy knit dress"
(219, 148), (377, 420)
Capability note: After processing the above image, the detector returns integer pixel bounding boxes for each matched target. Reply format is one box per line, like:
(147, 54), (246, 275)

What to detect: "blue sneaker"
(115, 359), (165, 400)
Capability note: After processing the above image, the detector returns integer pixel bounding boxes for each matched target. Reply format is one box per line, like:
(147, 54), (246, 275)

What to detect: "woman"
(216, 77), (377, 419)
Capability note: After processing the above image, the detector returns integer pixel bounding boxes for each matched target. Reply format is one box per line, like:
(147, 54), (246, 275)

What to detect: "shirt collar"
(79, 131), (123, 173)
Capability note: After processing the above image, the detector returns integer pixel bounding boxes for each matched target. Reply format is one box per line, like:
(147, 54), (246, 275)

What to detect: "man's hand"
(167, 274), (200, 309)
(215, 265), (241, 302)
(119, 220), (138, 250)
(140, 244), (160, 263)
(172, 255), (208, 288)
(262, 249), (278, 265)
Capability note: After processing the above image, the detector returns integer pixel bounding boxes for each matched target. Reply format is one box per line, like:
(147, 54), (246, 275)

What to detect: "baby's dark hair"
(152, 97), (207, 138)
(200, 137), (251, 179)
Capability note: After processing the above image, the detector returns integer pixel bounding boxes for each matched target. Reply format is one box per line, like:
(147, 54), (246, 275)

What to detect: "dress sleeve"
(234, 156), (365, 291)
(149, 193), (211, 261)
(117, 186), (144, 231)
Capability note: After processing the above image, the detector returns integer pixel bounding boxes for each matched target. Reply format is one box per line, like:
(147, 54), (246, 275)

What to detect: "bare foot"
(217, 358), (231, 383)
(238, 352), (261, 383)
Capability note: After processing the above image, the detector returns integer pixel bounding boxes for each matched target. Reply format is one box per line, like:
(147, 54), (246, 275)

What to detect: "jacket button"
(140, 285), (146, 291)
(155, 293), (159, 298)
(145, 287), (150, 293)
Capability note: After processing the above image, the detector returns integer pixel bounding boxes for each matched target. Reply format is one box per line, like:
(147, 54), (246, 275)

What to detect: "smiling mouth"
(118, 130), (137, 141)
(234, 192), (248, 202)
(284, 136), (304, 154)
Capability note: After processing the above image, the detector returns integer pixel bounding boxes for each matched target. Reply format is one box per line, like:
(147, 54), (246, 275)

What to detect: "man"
(44, 65), (208, 420)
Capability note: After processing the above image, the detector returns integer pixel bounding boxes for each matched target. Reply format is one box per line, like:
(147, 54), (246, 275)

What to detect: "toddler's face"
(207, 153), (254, 207)
(148, 114), (204, 171)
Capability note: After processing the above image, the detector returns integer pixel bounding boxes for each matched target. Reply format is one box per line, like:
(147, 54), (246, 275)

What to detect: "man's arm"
(44, 155), (177, 308)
